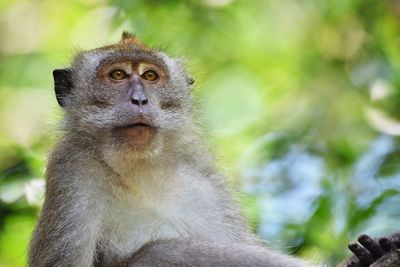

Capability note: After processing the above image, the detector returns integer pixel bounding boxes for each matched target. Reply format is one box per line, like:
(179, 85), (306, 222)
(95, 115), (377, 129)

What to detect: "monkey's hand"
(347, 233), (400, 267)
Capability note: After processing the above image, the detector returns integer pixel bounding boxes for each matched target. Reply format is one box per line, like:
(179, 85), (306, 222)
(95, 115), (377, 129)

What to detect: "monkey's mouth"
(124, 122), (155, 129)
(116, 116), (157, 130)
(116, 122), (157, 135)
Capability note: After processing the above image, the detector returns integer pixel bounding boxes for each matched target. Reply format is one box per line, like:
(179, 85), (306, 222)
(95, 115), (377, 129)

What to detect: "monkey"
(28, 32), (316, 267)
(346, 233), (400, 267)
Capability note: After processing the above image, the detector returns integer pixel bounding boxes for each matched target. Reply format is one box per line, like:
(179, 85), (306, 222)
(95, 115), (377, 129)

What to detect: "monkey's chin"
(102, 128), (163, 176)
(115, 125), (157, 151)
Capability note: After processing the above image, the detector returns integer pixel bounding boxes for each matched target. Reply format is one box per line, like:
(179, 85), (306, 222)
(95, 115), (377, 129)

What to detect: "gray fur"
(122, 239), (312, 267)
(29, 38), (317, 267)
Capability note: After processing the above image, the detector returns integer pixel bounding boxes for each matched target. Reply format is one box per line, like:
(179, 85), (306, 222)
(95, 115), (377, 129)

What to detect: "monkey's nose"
(130, 91), (148, 106)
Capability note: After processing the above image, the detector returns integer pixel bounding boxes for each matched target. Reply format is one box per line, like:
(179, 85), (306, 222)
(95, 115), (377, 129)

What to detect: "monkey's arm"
(29, 194), (100, 267)
(29, 165), (101, 267)
(120, 239), (315, 267)
(346, 233), (400, 267)
(29, 195), (100, 267)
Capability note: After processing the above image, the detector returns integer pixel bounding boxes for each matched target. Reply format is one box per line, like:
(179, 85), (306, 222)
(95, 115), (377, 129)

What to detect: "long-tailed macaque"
(29, 32), (317, 267)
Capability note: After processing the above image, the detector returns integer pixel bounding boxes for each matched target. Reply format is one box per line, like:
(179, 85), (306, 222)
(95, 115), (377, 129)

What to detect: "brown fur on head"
(98, 32), (155, 52)
(120, 31), (149, 49)
(53, 32), (195, 172)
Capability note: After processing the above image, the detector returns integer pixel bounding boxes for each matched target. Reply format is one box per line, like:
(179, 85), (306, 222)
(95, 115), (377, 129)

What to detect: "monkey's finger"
(347, 259), (361, 267)
(348, 243), (375, 266)
(358, 234), (384, 258)
(391, 235), (400, 248)
(379, 238), (397, 252)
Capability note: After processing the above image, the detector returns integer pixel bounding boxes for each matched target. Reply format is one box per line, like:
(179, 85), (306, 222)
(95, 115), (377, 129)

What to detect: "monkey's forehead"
(100, 34), (154, 52)
(72, 45), (171, 72)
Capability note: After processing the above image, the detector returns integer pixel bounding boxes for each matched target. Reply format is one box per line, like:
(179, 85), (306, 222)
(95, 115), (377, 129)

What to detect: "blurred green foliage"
(1, 0), (400, 266)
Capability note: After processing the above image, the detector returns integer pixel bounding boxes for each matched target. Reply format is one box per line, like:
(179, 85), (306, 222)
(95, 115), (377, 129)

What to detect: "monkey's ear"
(53, 68), (73, 107)
(186, 77), (195, 86)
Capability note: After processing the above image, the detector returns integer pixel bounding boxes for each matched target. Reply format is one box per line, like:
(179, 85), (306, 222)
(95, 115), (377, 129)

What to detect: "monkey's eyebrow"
(97, 53), (168, 71)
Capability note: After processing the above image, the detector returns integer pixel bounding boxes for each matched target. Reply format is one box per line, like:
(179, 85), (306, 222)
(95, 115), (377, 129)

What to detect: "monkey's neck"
(66, 130), (212, 186)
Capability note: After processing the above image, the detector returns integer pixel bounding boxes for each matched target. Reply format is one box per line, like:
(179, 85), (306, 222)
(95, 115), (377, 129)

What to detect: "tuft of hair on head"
(121, 31), (135, 40)
(118, 31), (152, 51)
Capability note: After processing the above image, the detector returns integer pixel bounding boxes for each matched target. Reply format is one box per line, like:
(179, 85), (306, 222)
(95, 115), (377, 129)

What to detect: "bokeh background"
(1, 0), (400, 266)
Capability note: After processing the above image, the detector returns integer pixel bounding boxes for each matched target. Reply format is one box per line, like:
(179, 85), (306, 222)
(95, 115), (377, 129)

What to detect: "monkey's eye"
(141, 70), (159, 82)
(109, 69), (128, 80)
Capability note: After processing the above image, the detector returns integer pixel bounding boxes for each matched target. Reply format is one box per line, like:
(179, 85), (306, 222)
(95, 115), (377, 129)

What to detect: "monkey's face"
(94, 57), (172, 152)
(53, 36), (194, 162)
